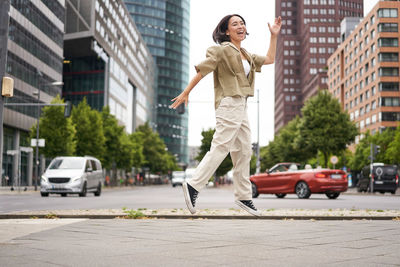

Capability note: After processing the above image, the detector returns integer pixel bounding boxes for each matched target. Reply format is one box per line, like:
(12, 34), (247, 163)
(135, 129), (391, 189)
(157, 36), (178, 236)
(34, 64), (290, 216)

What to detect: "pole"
(0, 0), (11, 186)
(370, 143), (373, 193)
(34, 74), (42, 191)
(256, 88), (260, 174)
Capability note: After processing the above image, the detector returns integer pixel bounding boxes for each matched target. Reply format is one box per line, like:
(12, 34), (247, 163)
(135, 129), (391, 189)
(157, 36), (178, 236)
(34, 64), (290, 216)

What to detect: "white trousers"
(188, 96), (252, 200)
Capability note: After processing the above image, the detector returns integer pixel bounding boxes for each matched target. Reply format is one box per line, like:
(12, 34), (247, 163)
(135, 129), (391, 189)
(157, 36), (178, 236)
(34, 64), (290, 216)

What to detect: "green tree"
(299, 90), (358, 167)
(129, 131), (146, 169)
(30, 95), (75, 158)
(372, 128), (396, 163)
(101, 106), (125, 169)
(386, 126), (400, 164)
(349, 132), (371, 171)
(71, 98), (105, 161)
(136, 123), (177, 174)
(196, 128), (232, 177)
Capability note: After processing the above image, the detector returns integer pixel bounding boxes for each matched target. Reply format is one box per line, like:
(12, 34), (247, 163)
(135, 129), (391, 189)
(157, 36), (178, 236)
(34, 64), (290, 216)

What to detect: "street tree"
(129, 131), (146, 169)
(298, 90), (358, 167)
(386, 126), (400, 164)
(196, 128), (232, 178)
(136, 123), (177, 174)
(71, 98), (105, 161)
(30, 95), (75, 158)
(349, 132), (371, 171)
(101, 106), (125, 170)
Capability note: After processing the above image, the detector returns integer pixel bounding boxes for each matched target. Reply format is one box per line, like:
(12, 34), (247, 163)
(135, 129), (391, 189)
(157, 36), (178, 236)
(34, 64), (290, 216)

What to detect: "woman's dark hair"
(212, 14), (248, 44)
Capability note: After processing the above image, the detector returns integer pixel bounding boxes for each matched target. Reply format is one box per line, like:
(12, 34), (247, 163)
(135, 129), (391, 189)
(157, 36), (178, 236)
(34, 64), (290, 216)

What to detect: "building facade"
(274, 0), (363, 134)
(2, 0), (65, 186)
(63, 0), (155, 134)
(124, 0), (190, 165)
(328, 1), (400, 144)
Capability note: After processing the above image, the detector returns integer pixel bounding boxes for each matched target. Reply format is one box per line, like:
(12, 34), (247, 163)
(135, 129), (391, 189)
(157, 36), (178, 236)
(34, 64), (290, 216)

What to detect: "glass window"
(378, 23), (398, 32)
(379, 67), (399, 77)
(378, 8), (398, 18)
(379, 82), (399, 91)
(378, 52), (399, 62)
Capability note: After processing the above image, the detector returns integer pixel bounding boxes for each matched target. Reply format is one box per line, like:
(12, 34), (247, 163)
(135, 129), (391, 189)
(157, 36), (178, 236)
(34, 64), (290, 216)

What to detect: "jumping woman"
(170, 14), (281, 216)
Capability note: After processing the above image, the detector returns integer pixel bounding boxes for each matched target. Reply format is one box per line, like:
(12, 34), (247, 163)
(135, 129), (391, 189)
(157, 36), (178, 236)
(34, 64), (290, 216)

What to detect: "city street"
(0, 185), (399, 214)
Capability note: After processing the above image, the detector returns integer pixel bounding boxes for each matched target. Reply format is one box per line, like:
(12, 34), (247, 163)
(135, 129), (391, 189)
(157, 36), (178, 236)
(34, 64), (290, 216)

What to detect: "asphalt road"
(0, 184), (399, 213)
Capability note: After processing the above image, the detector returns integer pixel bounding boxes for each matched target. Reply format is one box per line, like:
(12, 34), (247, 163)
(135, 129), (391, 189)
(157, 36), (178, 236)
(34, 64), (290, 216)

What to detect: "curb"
(0, 214), (398, 220)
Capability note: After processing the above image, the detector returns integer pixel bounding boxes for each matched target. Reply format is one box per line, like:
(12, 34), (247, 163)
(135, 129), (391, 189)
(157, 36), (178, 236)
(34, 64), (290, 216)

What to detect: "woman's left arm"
(264, 16), (282, 65)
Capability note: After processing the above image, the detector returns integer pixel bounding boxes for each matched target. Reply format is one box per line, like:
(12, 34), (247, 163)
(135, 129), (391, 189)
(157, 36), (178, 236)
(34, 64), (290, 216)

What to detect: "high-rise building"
(274, 0), (363, 134)
(124, 0), (190, 165)
(2, 0), (65, 186)
(63, 0), (155, 134)
(328, 1), (400, 144)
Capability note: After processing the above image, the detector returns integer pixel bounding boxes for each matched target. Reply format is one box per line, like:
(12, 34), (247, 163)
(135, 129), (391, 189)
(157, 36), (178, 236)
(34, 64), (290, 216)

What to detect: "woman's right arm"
(170, 72), (203, 109)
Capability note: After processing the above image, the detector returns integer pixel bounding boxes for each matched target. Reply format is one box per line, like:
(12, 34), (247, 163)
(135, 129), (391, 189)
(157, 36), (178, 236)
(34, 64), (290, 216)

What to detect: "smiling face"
(226, 16), (247, 43)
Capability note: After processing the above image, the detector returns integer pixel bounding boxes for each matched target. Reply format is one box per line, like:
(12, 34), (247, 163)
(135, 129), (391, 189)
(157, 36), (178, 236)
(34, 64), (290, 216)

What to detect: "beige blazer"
(195, 42), (266, 109)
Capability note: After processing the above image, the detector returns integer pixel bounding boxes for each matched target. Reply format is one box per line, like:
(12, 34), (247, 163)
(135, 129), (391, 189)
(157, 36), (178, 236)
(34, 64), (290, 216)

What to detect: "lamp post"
(33, 70), (63, 190)
(256, 88), (260, 174)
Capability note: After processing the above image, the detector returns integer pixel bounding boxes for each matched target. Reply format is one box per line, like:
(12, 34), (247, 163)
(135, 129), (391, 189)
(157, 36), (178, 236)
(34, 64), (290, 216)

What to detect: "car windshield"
(49, 158), (84, 170)
(172, 172), (185, 178)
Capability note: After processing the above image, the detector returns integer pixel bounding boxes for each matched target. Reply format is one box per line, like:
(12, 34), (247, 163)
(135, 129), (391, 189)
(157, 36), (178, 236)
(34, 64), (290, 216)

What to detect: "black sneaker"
(235, 200), (261, 217)
(182, 181), (198, 214)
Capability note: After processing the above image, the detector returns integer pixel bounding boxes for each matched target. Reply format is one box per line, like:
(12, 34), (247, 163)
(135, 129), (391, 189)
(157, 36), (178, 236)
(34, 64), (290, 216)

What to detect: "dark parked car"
(357, 164), (398, 194)
(250, 163), (348, 199)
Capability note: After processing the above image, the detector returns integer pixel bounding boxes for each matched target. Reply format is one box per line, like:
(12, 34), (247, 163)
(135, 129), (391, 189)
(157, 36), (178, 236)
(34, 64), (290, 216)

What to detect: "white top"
(242, 59), (250, 76)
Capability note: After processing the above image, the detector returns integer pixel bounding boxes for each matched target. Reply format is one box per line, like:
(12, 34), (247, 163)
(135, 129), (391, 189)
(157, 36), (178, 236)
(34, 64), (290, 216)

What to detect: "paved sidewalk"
(0, 219), (399, 266)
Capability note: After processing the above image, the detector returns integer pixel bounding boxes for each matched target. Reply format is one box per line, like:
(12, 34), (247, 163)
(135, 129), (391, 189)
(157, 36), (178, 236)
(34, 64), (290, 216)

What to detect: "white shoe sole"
(235, 200), (262, 217)
(182, 182), (196, 214)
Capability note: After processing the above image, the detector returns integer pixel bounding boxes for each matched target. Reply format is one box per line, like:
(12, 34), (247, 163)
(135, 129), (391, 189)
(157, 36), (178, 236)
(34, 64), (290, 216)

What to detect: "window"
(371, 15), (375, 25)
(371, 57), (375, 67)
(371, 43), (375, 53)
(381, 97), (400, 107)
(381, 112), (400, 121)
(379, 67), (399, 77)
(378, 23), (398, 32)
(379, 82), (399, 91)
(378, 8), (398, 18)
(379, 52), (399, 62)
(372, 86), (376, 96)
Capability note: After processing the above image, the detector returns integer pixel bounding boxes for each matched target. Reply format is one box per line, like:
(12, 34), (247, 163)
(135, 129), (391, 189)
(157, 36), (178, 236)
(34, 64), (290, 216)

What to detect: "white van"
(40, 156), (103, 197)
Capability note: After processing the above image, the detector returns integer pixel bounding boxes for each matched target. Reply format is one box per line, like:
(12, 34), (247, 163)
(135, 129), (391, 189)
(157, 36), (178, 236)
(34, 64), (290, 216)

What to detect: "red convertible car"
(250, 163), (348, 199)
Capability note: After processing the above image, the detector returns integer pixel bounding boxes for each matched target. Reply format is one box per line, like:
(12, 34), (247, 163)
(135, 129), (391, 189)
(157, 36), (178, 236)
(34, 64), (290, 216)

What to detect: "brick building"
(328, 1), (400, 144)
(274, 0), (363, 134)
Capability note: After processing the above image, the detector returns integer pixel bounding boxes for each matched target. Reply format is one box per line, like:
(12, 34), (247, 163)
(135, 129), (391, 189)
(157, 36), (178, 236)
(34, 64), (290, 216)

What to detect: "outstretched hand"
(170, 92), (188, 109)
(268, 16), (282, 36)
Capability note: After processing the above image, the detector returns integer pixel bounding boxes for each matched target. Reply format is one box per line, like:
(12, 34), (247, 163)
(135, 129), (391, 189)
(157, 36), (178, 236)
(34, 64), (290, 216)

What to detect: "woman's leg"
(230, 111), (252, 201)
(188, 97), (246, 192)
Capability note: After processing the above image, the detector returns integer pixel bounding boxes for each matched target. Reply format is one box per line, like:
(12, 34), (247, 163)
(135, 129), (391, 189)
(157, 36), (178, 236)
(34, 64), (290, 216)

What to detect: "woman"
(170, 14), (281, 216)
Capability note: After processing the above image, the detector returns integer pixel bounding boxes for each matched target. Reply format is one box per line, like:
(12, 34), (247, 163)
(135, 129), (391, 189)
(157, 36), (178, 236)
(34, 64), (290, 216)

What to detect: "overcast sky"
(187, 0), (379, 147)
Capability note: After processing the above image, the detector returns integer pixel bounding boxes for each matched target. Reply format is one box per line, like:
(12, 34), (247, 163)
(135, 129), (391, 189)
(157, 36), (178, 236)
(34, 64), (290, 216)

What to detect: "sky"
(187, 0), (380, 147)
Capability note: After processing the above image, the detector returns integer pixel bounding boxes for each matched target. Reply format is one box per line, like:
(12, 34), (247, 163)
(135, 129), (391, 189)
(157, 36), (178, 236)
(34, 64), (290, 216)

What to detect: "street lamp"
(33, 70), (63, 190)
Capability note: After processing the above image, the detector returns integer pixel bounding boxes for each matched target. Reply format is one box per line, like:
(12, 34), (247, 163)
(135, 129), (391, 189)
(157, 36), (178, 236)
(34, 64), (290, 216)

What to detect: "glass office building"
(64, 0), (155, 134)
(124, 0), (190, 165)
(2, 0), (65, 187)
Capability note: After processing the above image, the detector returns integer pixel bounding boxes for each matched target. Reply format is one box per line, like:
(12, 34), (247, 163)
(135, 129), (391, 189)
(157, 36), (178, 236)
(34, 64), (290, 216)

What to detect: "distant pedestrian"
(170, 14), (281, 216)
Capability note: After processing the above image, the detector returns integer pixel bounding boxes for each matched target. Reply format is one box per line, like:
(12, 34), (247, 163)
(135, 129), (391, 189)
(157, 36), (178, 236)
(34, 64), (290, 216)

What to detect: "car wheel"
(61, 193), (67, 197)
(172, 184), (176, 187)
(295, 181), (311, 199)
(391, 191), (396, 195)
(379, 191), (385, 194)
(275, 193), (286, 198)
(357, 187), (362, 192)
(94, 182), (101, 197)
(79, 182), (87, 197)
(41, 192), (49, 197)
(251, 182), (259, 198)
(325, 192), (340, 199)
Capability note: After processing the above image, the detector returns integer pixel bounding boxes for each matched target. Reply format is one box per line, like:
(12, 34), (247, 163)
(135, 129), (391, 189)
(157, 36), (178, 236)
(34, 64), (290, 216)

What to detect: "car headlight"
(41, 175), (48, 183)
(72, 177), (82, 182)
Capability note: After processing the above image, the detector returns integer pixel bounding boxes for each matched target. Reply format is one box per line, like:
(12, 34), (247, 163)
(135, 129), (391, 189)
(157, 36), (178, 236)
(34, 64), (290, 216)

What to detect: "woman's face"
(226, 16), (247, 43)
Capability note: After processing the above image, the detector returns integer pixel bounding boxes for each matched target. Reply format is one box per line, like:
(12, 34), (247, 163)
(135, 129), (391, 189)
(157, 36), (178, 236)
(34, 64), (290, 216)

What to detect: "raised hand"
(170, 92), (189, 109)
(268, 16), (282, 36)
